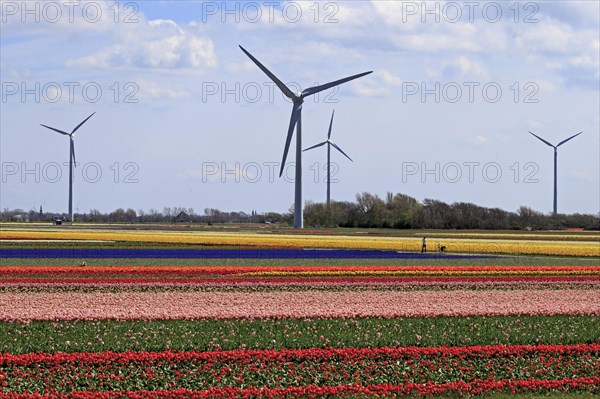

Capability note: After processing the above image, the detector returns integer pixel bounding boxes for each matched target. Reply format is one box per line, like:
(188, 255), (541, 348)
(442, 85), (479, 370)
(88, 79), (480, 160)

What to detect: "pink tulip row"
(1, 289), (598, 321)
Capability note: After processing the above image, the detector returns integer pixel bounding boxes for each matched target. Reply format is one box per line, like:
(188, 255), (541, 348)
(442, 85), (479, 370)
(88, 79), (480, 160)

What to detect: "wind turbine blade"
(529, 131), (554, 147)
(239, 46), (296, 100)
(40, 124), (69, 136)
(330, 142), (353, 162)
(302, 71), (373, 97)
(557, 132), (582, 147)
(303, 141), (327, 152)
(71, 112), (96, 134)
(279, 103), (302, 177)
(327, 110), (335, 140)
(70, 139), (76, 167)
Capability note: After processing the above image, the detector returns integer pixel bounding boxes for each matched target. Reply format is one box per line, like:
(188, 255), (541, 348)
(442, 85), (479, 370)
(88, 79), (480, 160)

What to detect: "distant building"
(173, 211), (191, 223)
(35, 206), (45, 222)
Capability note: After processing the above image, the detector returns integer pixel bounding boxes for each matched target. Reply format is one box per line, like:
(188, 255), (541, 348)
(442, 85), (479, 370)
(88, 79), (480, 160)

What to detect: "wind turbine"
(239, 45), (372, 229)
(41, 112), (95, 222)
(529, 131), (582, 215)
(303, 110), (353, 206)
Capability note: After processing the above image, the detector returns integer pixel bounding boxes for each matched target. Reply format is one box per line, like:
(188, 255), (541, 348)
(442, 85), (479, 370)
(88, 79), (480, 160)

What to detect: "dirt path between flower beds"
(2, 289), (599, 321)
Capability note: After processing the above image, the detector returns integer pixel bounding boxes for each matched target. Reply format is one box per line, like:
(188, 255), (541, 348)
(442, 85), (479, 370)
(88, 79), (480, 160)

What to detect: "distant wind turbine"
(41, 112), (95, 222)
(529, 130), (582, 215)
(303, 110), (353, 207)
(239, 45), (372, 229)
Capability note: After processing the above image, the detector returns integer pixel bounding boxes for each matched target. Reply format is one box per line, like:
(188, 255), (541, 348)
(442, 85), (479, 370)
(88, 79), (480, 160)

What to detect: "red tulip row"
(1, 276), (598, 286)
(2, 344), (598, 396)
(3, 265), (598, 288)
(1, 378), (599, 398)
(3, 343), (599, 366)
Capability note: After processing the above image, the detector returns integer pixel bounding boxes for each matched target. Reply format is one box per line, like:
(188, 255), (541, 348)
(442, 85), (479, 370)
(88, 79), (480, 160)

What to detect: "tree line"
(304, 192), (599, 230)
(0, 206), (284, 225)
(2, 192), (598, 230)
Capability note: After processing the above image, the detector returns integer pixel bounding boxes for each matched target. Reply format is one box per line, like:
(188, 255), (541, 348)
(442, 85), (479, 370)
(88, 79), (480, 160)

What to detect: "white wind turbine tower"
(529, 131), (582, 215)
(41, 112), (95, 222)
(303, 110), (353, 207)
(239, 46), (372, 229)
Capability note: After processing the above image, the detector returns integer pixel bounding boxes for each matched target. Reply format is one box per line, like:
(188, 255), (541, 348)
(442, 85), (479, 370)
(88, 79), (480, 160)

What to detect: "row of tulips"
(2, 265), (599, 275)
(3, 228), (598, 240)
(2, 230), (598, 256)
(2, 378), (599, 398)
(2, 276), (598, 287)
(2, 266), (598, 287)
(2, 289), (599, 321)
(1, 344), (599, 395)
(4, 343), (598, 365)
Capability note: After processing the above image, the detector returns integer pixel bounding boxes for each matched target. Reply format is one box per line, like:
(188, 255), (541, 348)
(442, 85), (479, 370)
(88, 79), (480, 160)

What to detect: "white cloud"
(248, 1), (374, 30)
(135, 79), (192, 100)
(425, 56), (489, 81)
(516, 22), (574, 54)
(396, 27), (481, 53)
(66, 20), (216, 70)
(148, 19), (184, 34)
(525, 119), (546, 131)
(539, 1), (599, 29)
(537, 32), (600, 90)
(0, 61), (32, 80)
(446, 56), (489, 80)
(1, 1), (117, 35)
(378, 69), (403, 86)
(371, 1), (427, 31)
(425, 68), (441, 79)
(536, 80), (558, 93)
(1, 2), (217, 71)
(352, 83), (388, 97)
(351, 70), (402, 97)
(225, 61), (256, 74)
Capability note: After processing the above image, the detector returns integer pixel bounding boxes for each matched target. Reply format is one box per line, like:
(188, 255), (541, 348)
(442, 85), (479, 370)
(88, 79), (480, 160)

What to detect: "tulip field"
(0, 225), (599, 398)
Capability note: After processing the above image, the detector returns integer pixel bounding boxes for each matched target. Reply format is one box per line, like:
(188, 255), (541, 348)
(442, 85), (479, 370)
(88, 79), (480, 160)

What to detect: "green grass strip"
(1, 314), (597, 354)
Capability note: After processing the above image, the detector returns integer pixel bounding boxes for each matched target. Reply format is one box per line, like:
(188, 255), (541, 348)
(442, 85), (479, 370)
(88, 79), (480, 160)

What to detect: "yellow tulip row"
(2, 228), (599, 257)
(404, 231), (598, 239)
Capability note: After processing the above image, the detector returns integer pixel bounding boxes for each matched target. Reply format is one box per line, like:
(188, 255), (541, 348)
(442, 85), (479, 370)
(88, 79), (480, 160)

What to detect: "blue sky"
(1, 1), (599, 216)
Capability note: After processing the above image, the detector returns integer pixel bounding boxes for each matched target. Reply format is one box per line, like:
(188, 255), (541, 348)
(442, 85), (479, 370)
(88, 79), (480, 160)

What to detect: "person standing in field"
(421, 237), (427, 253)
